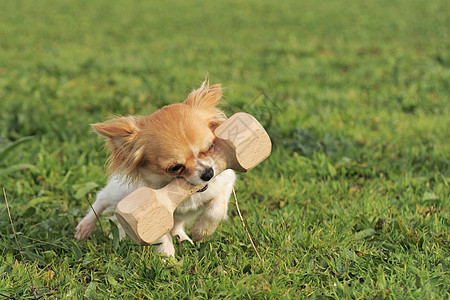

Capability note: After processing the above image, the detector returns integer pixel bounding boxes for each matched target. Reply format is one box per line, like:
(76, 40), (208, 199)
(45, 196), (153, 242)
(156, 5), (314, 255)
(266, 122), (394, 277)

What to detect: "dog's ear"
(91, 116), (141, 153)
(184, 81), (222, 109)
(91, 116), (144, 176)
(91, 116), (138, 140)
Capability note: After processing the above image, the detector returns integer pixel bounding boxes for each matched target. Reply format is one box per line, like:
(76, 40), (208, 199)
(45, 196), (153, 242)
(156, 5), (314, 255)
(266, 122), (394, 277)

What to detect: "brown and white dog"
(75, 82), (235, 256)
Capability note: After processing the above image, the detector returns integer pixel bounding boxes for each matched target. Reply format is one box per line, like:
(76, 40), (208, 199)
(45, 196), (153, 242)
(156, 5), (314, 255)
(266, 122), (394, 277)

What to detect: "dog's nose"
(200, 167), (214, 182)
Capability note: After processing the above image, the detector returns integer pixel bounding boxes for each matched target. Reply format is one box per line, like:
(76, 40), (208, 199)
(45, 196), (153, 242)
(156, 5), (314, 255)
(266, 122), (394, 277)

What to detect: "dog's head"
(92, 82), (226, 188)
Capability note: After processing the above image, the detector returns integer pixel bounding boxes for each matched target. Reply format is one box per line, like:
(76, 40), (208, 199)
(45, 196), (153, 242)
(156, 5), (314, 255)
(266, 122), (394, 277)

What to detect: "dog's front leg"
(74, 195), (109, 240)
(191, 193), (231, 242)
(191, 170), (235, 242)
(156, 233), (175, 257)
(74, 175), (138, 240)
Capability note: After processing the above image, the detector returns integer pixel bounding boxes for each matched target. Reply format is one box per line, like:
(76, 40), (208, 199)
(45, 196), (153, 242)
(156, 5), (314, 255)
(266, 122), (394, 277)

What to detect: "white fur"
(75, 170), (235, 257)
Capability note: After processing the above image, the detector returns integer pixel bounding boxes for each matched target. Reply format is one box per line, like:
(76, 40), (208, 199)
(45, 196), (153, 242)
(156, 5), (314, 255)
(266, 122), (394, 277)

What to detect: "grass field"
(1, 0), (449, 298)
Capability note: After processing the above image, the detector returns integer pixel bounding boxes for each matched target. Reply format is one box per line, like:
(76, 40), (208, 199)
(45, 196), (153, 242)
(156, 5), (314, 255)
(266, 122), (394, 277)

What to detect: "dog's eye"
(206, 142), (215, 152)
(167, 164), (185, 174)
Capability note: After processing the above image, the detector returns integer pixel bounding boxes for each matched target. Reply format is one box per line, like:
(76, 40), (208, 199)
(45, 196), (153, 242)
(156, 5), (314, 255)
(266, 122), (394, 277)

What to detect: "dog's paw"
(74, 217), (96, 240)
(171, 227), (194, 245)
(157, 242), (175, 257)
(178, 234), (194, 245)
(191, 221), (219, 242)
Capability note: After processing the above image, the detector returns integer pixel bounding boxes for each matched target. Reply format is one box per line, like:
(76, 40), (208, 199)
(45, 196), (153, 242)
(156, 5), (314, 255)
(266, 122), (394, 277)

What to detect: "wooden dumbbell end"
(116, 187), (174, 245)
(115, 211), (147, 245)
(116, 180), (203, 245)
(214, 112), (272, 172)
(136, 206), (173, 245)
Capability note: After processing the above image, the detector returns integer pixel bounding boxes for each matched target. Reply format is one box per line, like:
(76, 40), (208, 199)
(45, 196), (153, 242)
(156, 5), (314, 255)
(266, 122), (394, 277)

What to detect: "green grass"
(1, 0), (449, 298)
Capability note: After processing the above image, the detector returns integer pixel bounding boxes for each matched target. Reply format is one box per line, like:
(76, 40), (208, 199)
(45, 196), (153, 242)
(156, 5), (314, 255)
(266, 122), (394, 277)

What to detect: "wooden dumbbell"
(115, 112), (271, 245)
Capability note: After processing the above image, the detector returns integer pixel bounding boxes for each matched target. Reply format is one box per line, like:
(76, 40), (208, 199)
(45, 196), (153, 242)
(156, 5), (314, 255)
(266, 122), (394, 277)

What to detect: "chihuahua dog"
(75, 82), (236, 256)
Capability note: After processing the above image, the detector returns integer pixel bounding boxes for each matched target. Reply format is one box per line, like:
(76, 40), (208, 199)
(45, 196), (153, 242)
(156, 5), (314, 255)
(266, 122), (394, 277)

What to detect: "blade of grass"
(0, 164), (37, 177)
(0, 136), (34, 163)
(232, 188), (264, 264)
(3, 188), (38, 300)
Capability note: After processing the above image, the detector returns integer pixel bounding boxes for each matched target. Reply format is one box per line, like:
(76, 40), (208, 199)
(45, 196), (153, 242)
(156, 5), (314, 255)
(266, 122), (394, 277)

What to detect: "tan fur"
(92, 82), (226, 185)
